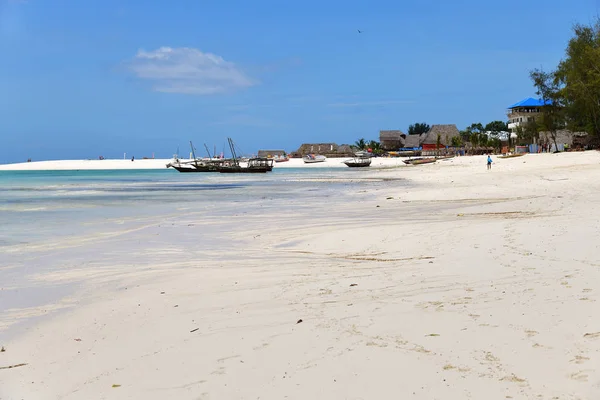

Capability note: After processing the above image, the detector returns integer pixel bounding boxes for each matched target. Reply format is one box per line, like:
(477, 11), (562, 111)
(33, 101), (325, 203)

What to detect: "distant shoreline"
(0, 157), (409, 171)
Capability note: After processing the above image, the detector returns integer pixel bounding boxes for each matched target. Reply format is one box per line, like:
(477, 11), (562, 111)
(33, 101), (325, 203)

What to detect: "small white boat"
(303, 154), (326, 164)
(344, 156), (371, 168)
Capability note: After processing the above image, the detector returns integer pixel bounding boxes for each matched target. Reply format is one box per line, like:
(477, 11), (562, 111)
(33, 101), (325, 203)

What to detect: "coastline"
(0, 157), (409, 171)
(2, 152), (600, 399)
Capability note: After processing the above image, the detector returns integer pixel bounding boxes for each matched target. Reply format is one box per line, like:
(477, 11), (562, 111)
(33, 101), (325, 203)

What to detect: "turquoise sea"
(0, 168), (405, 328)
(0, 168), (378, 248)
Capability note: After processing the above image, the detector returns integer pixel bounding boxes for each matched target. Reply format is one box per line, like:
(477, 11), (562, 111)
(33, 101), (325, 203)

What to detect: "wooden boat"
(404, 158), (436, 165)
(303, 154), (326, 164)
(270, 154), (289, 163)
(498, 153), (525, 159)
(167, 158), (227, 172)
(344, 156), (371, 168)
(166, 141), (227, 172)
(216, 138), (274, 173)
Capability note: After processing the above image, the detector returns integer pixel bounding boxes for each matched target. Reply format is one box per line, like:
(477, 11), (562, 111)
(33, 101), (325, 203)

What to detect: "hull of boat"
(344, 160), (371, 167)
(405, 158), (436, 165)
(217, 167), (271, 173)
(498, 153), (525, 159)
(170, 165), (218, 172)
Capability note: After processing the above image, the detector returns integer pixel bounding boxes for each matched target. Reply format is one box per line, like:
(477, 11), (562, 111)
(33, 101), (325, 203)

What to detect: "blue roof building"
(507, 97), (550, 133)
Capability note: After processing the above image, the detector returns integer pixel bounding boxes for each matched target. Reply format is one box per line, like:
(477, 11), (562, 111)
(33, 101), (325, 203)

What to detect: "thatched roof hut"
(257, 149), (287, 157)
(420, 124), (460, 146)
(379, 130), (405, 150)
(292, 143), (354, 158)
(403, 134), (422, 148)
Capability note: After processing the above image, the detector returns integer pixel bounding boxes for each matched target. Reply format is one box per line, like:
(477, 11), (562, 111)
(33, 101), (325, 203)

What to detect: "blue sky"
(0, 0), (598, 162)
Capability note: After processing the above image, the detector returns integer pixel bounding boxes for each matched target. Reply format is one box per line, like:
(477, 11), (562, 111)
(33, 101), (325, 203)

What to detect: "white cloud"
(127, 47), (256, 95)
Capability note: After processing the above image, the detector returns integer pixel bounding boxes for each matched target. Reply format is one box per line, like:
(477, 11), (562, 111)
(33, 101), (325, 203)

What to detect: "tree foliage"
(354, 138), (367, 150)
(407, 122), (430, 135)
(450, 135), (462, 147)
(484, 121), (509, 135)
(555, 20), (600, 140)
(530, 68), (565, 151)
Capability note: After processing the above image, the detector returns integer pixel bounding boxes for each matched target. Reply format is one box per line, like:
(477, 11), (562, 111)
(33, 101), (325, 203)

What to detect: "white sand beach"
(0, 156), (408, 170)
(2, 152), (600, 399)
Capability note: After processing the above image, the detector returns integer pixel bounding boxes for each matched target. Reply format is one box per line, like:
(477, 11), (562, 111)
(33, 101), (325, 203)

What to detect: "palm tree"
(354, 138), (367, 150)
(367, 140), (383, 155)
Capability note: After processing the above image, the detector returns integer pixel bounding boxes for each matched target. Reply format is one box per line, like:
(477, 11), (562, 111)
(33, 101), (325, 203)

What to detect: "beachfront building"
(292, 143), (354, 158)
(379, 130), (405, 150)
(507, 97), (589, 151)
(506, 98), (549, 135)
(420, 124), (461, 155)
(257, 150), (287, 158)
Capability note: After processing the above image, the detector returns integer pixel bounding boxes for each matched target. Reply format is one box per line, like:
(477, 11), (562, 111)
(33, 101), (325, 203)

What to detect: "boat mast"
(190, 141), (201, 168)
(203, 143), (213, 159)
(228, 138), (239, 166)
(190, 141), (198, 160)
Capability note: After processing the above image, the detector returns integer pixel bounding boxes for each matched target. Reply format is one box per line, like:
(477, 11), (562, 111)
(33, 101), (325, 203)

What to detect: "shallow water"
(0, 167), (407, 337)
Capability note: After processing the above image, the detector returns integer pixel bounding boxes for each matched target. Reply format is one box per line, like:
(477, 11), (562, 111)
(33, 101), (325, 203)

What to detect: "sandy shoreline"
(0, 157), (408, 170)
(2, 152), (600, 399)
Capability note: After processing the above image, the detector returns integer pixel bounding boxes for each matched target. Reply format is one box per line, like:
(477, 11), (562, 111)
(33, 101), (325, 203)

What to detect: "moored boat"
(343, 156), (371, 168)
(216, 138), (274, 173)
(498, 153), (525, 159)
(404, 158), (436, 165)
(303, 154), (326, 164)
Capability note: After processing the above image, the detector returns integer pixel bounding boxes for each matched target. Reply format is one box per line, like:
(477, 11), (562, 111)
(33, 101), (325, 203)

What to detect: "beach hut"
(420, 124), (460, 155)
(257, 150), (287, 158)
(379, 130), (405, 150)
(292, 143), (354, 158)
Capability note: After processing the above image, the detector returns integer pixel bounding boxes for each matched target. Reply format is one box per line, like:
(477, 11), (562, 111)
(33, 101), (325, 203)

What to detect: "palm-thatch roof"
(257, 150), (287, 157)
(403, 135), (422, 148)
(379, 130), (405, 150)
(420, 124), (460, 145)
(292, 143), (354, 157)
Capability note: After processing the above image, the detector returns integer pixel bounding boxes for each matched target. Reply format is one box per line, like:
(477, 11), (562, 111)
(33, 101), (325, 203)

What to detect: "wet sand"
(2, 152), (600, 399)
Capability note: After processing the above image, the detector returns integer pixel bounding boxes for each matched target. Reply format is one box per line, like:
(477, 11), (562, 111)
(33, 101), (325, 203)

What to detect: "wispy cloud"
(126, 47), (256, 95)
(327, 100), (415, 107)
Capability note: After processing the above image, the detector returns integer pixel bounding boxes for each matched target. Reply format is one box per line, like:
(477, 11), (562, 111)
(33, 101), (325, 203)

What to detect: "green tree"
(518, 119), (540, 145)
(459, 129), (471, 143)
(485, 121), (509, 135)
(407, 123), (430, 135)
(367, 140), (383, 155)
(468, 123), (485, 135)
(470, 131), (480, 147)
(450, 135), (462, 147)
(555, 19), (600, 141)
(354, 138), (367, 150)
(478, 133), (489, 148)
(530, 68), (565, 152)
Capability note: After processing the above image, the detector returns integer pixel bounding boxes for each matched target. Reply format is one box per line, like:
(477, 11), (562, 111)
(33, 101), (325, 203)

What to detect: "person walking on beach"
(487, 154), (492, 170)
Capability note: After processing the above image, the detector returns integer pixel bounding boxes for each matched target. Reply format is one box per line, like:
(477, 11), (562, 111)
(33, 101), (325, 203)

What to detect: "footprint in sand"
(571, 355), (590, 365)
(570, 371), (590, 382)
(525, 330), (539, 338)
(500, 374), (527, 384)
(584, 332), (600, 339)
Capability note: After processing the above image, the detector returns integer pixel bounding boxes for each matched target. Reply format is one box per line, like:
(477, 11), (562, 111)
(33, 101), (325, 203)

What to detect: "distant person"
(131, 156), (135, 162)
(487, 154), (492, 170)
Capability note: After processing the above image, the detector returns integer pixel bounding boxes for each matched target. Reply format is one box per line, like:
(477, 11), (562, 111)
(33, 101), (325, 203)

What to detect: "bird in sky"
(357, 29), (362, 33)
